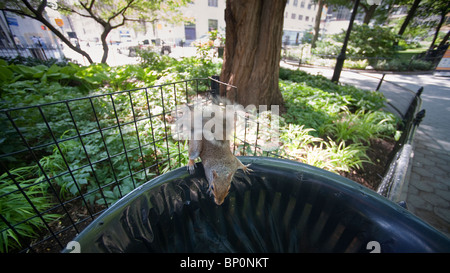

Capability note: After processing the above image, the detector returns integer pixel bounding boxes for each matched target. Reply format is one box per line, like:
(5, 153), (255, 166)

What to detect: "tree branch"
(19, 0), (39, 15)
(108, 0), (136, 24)
(58, 4), (92, 19)
(78, 0), (106, 26)
(36, 0), (47, 15)
(1, 7), (32, 18)
(88, 0), (96, 10)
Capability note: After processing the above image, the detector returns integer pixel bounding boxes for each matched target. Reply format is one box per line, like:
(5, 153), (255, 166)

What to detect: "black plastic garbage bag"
(66, 157), (450, 253)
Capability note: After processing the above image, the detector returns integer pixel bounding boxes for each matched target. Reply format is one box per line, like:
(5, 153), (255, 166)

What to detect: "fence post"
(376, 73), (385, 91)
(210, 75), (220, 98)
(413, 109), (426, 126)
(416, 86), (424, 98)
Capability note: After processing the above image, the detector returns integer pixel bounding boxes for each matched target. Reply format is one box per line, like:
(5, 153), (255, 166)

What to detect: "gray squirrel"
(175, 98), (252, 205)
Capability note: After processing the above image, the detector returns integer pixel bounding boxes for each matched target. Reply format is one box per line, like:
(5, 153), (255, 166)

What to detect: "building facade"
(0, 10), (64, 60)
(180, 0), (226, 44)
(118, 0), (226, 46)
(283, 0), (323, 45)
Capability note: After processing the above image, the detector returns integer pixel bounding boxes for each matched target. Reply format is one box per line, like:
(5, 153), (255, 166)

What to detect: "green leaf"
(40, 72), (47, 84)
(0, 66), (13, 83)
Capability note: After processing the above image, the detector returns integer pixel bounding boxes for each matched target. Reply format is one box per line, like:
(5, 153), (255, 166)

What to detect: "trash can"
(65, 157), (450, 253)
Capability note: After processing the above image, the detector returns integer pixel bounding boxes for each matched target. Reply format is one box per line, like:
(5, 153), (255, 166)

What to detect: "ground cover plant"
(0, 54), (223, 252)
(275, 68), (400, 179)
(0, 54), (400, 252)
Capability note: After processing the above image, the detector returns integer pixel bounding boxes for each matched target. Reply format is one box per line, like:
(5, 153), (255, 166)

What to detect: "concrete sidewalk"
(384, 73), (450, 237)
(282, 63), (450, 237)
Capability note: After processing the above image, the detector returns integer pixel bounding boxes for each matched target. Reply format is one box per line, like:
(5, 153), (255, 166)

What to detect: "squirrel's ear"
(212, 170), (218, 179)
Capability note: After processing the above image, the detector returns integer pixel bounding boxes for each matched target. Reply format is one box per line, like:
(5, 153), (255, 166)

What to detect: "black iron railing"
(0, 78), (215, 252)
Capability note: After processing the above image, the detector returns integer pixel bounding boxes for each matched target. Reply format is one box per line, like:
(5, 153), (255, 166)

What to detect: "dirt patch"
(28, 201), (105, 253)
(340, 138), (395, 190)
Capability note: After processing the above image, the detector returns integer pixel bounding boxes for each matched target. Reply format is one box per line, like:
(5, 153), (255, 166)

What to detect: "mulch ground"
(340, 138), (395, 190)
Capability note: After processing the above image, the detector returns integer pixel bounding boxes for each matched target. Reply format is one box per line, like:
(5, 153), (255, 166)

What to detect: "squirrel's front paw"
(242, 163), (253, 174)
(187, 159), (196, 174)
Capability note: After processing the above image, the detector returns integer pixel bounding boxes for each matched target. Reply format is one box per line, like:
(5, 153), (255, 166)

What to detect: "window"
(305, 16), (309, 21)
(184, 22), (196, 40)
(298, 15), (303, 20)
(307, 4), (312, 10)
(285, 12), (288, 18)
(300, 1), (305, 8)
(293, 0), (298, 7)
(291, 13), (296, 19)
(208, 19), (218, 31)
(208, 0), (218, 7)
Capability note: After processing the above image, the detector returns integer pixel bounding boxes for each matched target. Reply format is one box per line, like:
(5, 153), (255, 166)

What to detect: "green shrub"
(373, 58), (433, 71)
(135, 48), (176, 72)
(313, 24), (399, 62)
(322, 110), (399, 143)
(335, 24), (398, 61)
(276, 124), (370, 173)
(0, 166), (59, 253)
(278, 67), (400, 174)
(343, 59), (369, 70)
(279, 68), (386, 112)
(312, 38), (341, 57)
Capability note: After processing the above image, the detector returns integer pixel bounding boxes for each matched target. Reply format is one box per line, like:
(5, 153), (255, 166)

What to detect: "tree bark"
(362, 4), (377, 24)
(219, 0), (287, 111)
(311, 0), (324, 49)
(100, 25), (112, 64)
(438, 30), (450, 48)
(332, 0), (360, 83)
(428, 2), (450, 51)
(395, 0), (422, 46)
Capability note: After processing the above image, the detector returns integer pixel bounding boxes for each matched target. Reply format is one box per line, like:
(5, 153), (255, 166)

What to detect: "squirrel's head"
(211, 170), (233, 205)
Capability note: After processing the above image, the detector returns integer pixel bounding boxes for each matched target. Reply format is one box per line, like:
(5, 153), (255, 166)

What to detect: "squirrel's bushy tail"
(173, 97), (250, 145)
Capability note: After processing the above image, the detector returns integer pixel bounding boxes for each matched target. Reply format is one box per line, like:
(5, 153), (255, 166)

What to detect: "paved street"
(284, 63), (450, 237)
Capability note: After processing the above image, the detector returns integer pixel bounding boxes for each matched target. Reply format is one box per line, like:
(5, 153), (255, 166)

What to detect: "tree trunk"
(100, 27), (111, 64)
(311, 0), (324, 49)
(219, 0), (287, 111)
(362, 5), (377, 24)
(428, 3), (450, 51)
(438, 30), (450, 48)
(395, 0), (422, 46)
(332, 0), (360, 83)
